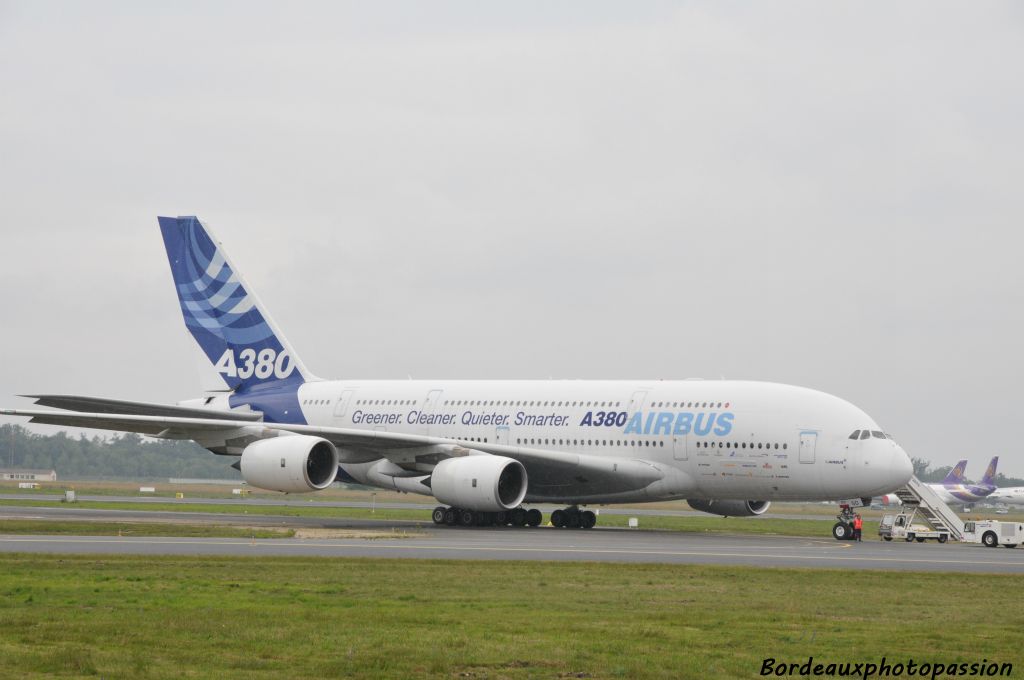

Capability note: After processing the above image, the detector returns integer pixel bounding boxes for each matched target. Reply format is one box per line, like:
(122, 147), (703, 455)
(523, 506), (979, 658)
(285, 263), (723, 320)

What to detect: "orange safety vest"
(853, 517), (863, 530)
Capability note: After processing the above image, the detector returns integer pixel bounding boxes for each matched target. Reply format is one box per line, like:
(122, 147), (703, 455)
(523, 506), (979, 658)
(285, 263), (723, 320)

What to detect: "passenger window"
(860, 431), (871, 440)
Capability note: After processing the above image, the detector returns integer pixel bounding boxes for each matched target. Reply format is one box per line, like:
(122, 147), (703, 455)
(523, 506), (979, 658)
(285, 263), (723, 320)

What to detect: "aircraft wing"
(1, 408), (665, 496)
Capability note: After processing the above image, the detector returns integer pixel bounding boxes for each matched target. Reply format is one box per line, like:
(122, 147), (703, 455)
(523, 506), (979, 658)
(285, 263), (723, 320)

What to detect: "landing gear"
(550, 507), (597, 529)
(430, 505), (543, 528)
(832, 505), (856, 541)
(832, 521), (852, 541)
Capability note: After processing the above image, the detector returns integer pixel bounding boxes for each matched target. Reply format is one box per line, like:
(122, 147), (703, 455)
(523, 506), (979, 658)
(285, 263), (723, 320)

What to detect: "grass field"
(0, 554), (1018, 679)
(0, 520), (293, 539)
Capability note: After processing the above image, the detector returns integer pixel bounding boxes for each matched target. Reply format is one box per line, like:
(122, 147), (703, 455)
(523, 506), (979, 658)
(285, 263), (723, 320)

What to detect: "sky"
(1, 2), (1022, 477)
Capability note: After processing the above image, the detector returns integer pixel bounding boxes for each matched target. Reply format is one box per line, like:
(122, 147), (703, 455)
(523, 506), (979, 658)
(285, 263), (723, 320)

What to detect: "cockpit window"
(871, 431), (885, 439)
(859, 430), (871, 440)
(849, 430), (861, 440)
(885, 433), (896, 441)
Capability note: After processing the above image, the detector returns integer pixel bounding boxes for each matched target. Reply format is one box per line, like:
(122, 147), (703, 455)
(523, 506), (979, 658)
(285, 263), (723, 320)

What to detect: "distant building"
(1, 469), (57, 482)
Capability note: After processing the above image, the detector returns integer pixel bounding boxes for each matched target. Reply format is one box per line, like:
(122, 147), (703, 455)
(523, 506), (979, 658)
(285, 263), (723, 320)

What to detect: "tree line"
(0, 425), (240, 481)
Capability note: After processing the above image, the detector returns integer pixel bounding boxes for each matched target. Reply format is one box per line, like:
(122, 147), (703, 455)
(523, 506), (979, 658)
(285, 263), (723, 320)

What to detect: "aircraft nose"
(889, 446), (913, 486)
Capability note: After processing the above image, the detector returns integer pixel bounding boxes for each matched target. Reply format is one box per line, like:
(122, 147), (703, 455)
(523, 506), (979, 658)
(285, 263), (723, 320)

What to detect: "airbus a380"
(2, 217), (914, 533)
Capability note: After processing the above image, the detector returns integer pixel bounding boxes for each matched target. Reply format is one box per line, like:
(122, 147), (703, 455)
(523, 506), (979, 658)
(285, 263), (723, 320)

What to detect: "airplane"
(988, 485), (1024, 506)
(874, 460), (969, 506)
(1, 216), (915, 533)
(931, 456), (999, 505)
(875, 458), (999, 507)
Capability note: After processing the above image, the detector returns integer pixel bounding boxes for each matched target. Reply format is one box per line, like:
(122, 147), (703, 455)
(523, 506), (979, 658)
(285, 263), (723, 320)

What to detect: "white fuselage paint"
(287, 379), (913, 505)
(988, 487), (1024, 506)
(929, 485), (995, 504)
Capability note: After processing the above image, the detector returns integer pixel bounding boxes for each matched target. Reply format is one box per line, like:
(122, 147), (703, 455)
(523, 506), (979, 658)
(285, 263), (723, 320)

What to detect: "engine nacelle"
(240, 435), (339, 493)
(430, 455), (528, 512)
(687, 499), (771, 517)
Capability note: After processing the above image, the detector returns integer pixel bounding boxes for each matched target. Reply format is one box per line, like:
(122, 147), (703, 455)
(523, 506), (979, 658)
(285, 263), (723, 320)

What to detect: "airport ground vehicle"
(961, 520), (1022, 548)
(878, 512), (950, 543)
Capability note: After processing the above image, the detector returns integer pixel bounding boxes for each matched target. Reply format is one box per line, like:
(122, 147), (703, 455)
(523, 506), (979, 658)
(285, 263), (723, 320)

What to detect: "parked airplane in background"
(875, 458), (999, 507)
(875, 460), (967, 506)
(933, 457), (999, 504)
(988, 485), (1024, 506)
(2, 216), (914, 532)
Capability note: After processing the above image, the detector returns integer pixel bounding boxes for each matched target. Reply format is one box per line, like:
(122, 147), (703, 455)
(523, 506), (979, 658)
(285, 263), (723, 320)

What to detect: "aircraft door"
(496, 426), (509, 445)
(333, 390), (355, 419)
(799, 431), (817, 464)
(673, 433), (688, 460)
(627, 390), (648, 413)
(417, 389), (443, 435)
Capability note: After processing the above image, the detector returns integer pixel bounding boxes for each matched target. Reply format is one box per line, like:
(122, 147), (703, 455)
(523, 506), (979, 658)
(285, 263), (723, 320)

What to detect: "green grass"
(0, 498), (863, 538)
(0, 520), (293, 539)
(0, 554), (1018, 679)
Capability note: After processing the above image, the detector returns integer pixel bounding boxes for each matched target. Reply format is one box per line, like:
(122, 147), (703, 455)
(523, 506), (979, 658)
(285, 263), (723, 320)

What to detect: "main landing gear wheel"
(832, 522), (852, 541)
(430, 506), (543, 528)
(510, 508), (527, 527)
(580, 510), (597, 529)
(551, 507), (597, 529)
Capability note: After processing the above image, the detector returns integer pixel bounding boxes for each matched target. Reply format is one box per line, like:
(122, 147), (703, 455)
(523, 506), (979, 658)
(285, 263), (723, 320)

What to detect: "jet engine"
(240, 435), (339, 493)
(687, 499), (770, 517)
(430, 455), (528, 512)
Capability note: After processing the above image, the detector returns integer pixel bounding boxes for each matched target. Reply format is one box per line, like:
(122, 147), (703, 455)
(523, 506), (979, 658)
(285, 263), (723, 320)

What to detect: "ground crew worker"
(853, 513), (863, 542)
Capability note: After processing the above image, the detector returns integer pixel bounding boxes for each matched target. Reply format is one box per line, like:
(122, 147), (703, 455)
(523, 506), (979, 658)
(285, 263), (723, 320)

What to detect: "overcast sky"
(1, 2), (1022, 477)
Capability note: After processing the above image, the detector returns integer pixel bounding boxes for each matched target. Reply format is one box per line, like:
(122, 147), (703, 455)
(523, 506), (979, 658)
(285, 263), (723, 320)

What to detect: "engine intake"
(240, 435), (339, 493)
(430, 455), (528, 512)
(687, 499), (770, 517)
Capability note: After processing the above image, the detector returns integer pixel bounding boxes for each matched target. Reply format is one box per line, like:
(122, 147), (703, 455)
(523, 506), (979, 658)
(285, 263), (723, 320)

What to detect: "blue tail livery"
(158, 216), (315, 422)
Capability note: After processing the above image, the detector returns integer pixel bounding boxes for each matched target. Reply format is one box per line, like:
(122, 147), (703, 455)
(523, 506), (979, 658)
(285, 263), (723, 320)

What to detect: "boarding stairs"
(892, 477), (965, 541)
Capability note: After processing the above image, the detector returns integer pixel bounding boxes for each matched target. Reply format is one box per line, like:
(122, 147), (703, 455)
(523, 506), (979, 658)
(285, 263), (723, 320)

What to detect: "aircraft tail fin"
(941, 460), (968, 485)
(158, 216), (317, 393)
(981, 456), (999, 487)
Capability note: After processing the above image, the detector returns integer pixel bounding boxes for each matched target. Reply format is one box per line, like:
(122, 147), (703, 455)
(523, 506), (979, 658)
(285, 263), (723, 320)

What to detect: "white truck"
(878, 512), (950, 543)
(961, 520), (1022, 548)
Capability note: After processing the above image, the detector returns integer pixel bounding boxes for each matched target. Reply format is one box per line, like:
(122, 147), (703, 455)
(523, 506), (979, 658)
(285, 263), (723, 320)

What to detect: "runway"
(0, 493), (838, 521)
(1, 506), (1022, 573)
